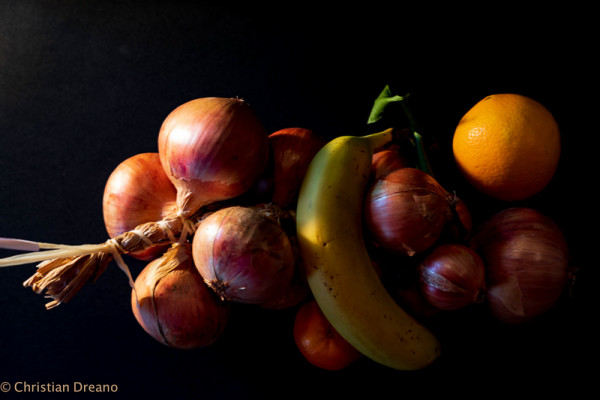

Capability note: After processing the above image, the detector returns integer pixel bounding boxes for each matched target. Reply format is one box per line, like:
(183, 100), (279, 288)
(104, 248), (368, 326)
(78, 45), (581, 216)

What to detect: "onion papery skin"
(454, 197), (473, 234)
(158, 97), (270, 217)
(450, 196), (474, 241)
(364, 167), (453, 256)
(471, 207), (569, 324)
(131, 243), (230, 349)
(103, 153), (178, 260)
(268, 128), (326, 209)
(371, 147), (409, 181)
(418, 244), (486, 311)
(259, 261), (310, 309)
(394, 284), (442, 319)
(192, 206), (296, 305)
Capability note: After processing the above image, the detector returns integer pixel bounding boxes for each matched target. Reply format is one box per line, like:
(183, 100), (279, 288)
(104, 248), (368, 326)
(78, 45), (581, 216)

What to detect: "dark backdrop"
(0, 2), (595, 399)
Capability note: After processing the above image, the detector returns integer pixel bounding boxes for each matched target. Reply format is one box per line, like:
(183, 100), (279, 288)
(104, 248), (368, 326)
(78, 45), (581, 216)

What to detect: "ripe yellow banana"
(296, 128), (441, 370)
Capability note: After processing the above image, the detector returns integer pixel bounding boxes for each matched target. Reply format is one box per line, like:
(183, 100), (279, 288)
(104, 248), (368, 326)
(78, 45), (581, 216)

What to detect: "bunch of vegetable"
(0, 88), (575, 372)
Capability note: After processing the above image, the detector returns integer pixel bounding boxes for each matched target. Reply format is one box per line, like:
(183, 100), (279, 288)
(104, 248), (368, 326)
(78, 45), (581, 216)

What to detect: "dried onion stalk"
(0, 214), (197, 309)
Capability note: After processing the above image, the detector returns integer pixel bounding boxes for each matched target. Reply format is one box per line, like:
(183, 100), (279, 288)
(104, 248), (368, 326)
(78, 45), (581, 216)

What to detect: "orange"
(452, 93), (560, 201)
(293, 300), (362, 371)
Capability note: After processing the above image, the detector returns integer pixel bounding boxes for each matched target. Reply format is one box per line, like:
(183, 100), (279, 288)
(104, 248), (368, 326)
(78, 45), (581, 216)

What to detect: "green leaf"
(366, 85), (435, 178)
(367, 85), (409, 124)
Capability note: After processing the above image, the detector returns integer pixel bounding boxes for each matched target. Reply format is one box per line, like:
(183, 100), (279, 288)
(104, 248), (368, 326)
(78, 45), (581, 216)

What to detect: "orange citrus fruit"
(293, 300), (362, 371)
(452, 93), (560, 201)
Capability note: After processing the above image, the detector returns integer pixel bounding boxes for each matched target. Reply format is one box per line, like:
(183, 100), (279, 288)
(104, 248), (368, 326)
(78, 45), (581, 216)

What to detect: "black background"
(0, 1), (596, 399)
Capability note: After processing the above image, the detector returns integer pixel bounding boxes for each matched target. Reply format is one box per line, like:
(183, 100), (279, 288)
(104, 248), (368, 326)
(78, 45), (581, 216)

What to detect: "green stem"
(399, 100), (434, 177)
(399, 100), (419, 133)
(412, 131), (434, 177)
(367, 85), (435, 177)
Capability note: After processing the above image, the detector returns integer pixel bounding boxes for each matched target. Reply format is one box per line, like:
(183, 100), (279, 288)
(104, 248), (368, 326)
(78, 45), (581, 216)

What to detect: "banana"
(295, 128), (441, 370)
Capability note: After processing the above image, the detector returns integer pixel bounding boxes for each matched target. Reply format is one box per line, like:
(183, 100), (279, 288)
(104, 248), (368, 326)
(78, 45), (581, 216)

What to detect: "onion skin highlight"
(365, 168), (453, 256)
(158, 97), (269, 217)
(471, 207), (569, 324)
(192, 206), (296, 305)
(103, 153), (178, 260)
(132, 243), (230, 349)
(418, 244), (486, 311)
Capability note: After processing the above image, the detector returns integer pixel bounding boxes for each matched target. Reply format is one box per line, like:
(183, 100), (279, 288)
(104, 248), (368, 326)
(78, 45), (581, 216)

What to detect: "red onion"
(471, 207), (569, 324)
(447, 196), (474, 242)
(418, 244), (486, 310)
(131, 243), (230, 349)
(394, 284), (442, 318)
(103, 153), (178, 260)
(454, 197), (473, 235)
(268, 127), (326, 209)
(158, 97), (269, 217)
(259, 263), (309, 309)
(371, 146), (409, 180)
(364, 167), (454, 256)
(192, 205), (296, 305)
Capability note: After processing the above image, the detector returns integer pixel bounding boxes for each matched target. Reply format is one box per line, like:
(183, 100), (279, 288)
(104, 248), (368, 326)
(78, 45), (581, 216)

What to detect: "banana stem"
(362, 128), (396, 153)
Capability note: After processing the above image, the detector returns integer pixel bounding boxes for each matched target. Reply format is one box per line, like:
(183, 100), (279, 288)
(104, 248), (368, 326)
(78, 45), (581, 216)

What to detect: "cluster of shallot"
(363, 146), (571, 325)
(103, 97), (326, 348)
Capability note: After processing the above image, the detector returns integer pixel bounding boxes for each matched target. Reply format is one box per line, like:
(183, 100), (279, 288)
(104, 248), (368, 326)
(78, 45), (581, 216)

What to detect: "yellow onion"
(364, 167), (454, 256)
(471, 207), (569, 324)
(132, 243), (230, 349)
(192, 205), (297, 306)
(102, 153), (178, 260)
(158, 97), (269, 217)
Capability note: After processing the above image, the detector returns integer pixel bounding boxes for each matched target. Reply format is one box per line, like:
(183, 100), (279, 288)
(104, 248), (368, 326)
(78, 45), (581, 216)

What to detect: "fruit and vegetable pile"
(0, 86), (574, 372)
